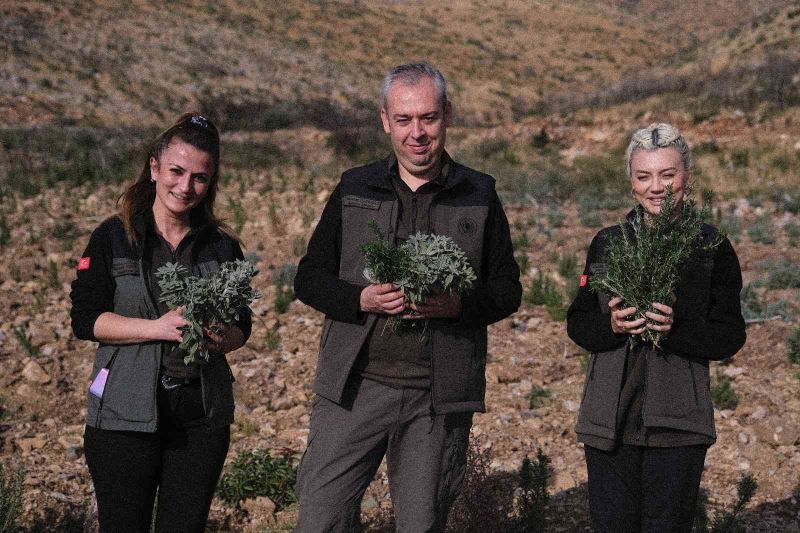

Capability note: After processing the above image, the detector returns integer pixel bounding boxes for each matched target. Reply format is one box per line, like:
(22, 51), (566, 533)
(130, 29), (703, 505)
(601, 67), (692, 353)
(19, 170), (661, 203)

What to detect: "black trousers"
(84, 382), (230, 533)
(584, 443), (708, 533)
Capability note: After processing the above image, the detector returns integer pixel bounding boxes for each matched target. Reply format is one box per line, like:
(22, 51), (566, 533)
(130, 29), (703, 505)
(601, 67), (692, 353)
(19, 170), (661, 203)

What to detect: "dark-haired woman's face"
(150, 140), (213, 221)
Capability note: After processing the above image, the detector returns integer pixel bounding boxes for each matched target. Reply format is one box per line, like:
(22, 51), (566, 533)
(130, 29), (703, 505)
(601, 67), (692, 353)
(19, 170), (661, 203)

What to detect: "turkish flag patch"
(78, 257), (91, 270)
(579, 274), (588, 287)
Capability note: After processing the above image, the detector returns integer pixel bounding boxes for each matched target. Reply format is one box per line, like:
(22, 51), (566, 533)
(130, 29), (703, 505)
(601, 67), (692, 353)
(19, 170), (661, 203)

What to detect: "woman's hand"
(645, 302), (674, 333)
(608, 297), (646, 335)
(151, 307), (187, 342)
(205, 324), (245, 354)
(404, 292), (461, 319)
(360, 283), (405, 315)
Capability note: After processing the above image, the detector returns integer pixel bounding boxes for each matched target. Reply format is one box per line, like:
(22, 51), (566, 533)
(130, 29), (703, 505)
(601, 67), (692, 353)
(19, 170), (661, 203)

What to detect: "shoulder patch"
(342, 195), (381, 210)
(78, 257), (91, 270)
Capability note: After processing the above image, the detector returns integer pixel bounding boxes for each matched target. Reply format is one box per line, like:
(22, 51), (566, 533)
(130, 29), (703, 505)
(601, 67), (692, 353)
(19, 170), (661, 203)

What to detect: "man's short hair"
(381, 62), (448, 111)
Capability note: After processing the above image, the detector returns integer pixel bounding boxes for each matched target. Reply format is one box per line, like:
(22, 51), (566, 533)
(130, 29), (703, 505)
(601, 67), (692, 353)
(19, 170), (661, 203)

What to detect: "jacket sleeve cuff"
(71, 311), (102, 342)
(329, 283), (367, 325)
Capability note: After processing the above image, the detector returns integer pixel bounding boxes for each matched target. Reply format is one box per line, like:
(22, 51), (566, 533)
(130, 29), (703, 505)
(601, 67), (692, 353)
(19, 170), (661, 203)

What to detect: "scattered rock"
(22, 360), (51, 384)
(15, 436), (46, 454)
(750, 406), (768, 420)
(242, 496), (276, 524)
(563, 400), (579, 412)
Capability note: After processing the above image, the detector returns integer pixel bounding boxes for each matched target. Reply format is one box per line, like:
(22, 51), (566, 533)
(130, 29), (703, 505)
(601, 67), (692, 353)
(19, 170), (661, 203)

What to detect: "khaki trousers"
(295, 377), (472, 533)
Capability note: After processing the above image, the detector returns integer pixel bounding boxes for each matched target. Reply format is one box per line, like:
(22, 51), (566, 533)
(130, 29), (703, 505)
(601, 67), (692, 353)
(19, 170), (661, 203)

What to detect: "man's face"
(381, 77), (451, 180)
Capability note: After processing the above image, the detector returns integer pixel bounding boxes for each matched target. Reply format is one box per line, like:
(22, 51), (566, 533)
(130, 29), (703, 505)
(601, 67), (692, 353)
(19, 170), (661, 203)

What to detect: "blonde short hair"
(625, 123), (692, 178)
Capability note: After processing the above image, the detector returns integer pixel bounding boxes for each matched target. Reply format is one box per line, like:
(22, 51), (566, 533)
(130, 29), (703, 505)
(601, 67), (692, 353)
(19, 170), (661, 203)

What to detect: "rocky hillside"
(1, 0), (800, 531)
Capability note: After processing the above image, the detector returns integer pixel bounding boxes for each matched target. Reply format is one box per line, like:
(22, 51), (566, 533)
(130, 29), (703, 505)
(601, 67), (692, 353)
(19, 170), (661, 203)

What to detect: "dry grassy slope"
(3, 0), (691, 127)
(701, 4), (800, 69)
(596, 0), (793, 40)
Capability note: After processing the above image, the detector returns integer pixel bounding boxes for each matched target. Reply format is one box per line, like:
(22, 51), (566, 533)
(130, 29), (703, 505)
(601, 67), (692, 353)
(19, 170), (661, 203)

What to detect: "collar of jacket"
(131, 209), (216, 256)
(369, 151), (464, 193)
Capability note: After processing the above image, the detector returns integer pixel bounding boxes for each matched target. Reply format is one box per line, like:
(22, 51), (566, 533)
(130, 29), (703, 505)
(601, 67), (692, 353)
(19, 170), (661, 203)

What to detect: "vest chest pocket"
(340, 196), (392, 284)
(111, 258), (153, 318)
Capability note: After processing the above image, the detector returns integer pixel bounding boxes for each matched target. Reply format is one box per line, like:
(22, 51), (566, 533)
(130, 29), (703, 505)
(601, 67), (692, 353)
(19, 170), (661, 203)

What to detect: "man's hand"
(405, 292), (461, 319)
(360, 283), (405, 315)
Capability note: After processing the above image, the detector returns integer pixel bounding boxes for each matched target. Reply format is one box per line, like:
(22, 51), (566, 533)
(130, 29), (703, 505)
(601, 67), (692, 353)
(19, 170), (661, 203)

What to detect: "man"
(293, 62), (521, 532)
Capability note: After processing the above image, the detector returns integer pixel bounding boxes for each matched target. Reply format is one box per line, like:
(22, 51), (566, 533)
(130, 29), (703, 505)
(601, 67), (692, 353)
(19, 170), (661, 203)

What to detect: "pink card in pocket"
(89, 368), (109, 398)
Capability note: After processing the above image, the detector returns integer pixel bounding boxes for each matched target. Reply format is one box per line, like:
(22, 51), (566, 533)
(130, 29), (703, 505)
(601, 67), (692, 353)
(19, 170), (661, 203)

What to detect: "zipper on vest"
(139, 258), (162, 427)
(637, 347), (648, 443)
(688, 359), (699, 405)
(94, 347), (121, 428)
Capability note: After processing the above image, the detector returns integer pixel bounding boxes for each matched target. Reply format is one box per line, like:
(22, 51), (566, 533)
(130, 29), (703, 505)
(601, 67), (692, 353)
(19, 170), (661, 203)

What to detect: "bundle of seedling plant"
(588, 186), (720, 347)
(362, 221), (476, 333)
(157, 259), (260, 364)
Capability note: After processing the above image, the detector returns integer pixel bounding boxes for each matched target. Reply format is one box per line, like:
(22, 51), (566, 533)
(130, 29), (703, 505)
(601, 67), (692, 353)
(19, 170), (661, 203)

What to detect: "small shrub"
(264, 330), (281, 352)
(730, 149), (750, 169)
(512, 233), (530, 250)
(273, 264), (297, 314)
(216, 449), (297, 511)
(525, 273), (560, 307)
(740, 286), (793, 321)
(530, 128), (549, 149)
(785, 221), (800, 246)
(545, 206), (565, 228)
(527, 386), (551, 409)
(292, 236), (306, 258)
(747, 215), (775, 244)
(227, 197), (247, 235)
(512, 449), (551, 532)
(718, 214), (741, 242)
(52, 220), (79, 241)
(787, 327), (800, 365)
(707, 474), (758, 533)
(12, 324), (38, 357)
(47, 260), (60, 289)
(445, 439), (517, 532)
(578, 206), (603, 228)
(556, 254), (579, 280)
(235, 417), (260, 438)
(515, 253), (530, 275)
(0, 461), (25, 533)
(0, 214), (9, 247)
(711, 372), (739, 410)
(758, 258), (800, 289)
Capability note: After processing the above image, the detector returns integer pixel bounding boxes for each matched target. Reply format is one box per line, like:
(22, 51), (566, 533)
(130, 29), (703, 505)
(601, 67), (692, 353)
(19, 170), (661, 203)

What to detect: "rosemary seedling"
(589, 186), (721, 347)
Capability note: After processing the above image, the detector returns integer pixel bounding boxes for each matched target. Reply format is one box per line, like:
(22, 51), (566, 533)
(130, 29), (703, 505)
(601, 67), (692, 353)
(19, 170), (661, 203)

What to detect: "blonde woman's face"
(630, 147), (688, 216)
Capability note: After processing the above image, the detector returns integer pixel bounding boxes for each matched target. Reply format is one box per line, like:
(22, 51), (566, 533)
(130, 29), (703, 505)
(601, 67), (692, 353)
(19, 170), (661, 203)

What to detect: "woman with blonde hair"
(71, 113), (250, 532)
(567, 123), (746, 532)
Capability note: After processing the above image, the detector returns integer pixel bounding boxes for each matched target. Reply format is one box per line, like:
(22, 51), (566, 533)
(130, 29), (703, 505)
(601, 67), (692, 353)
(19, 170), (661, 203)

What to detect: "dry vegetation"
(1, 1), (800, 531)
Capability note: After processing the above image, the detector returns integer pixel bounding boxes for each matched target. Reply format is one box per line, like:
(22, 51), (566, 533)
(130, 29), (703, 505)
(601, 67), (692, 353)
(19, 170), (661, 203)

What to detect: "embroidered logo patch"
(458, 217), (477, 235)
(78, 257), (91, 270)
(579, 274), (588, 287)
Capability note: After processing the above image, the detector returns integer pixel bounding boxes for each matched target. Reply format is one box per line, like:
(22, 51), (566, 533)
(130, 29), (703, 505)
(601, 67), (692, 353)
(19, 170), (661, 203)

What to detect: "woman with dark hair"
(567, 123), (746, 533)
(70, 113), (251, 532)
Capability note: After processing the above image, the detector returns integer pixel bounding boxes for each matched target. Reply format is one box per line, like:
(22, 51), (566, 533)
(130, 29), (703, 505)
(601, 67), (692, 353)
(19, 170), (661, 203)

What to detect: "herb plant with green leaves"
(157, 259), (260, 364)
(362, 221), (476, 332)
(588, 186), (721, 347)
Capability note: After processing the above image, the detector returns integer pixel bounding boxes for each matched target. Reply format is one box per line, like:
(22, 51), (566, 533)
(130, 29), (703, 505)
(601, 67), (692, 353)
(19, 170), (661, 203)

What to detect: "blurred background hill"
(1, 1), (799, 531)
